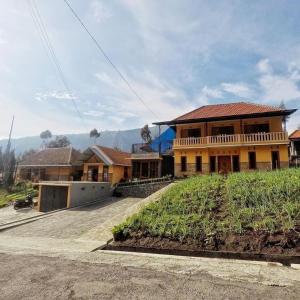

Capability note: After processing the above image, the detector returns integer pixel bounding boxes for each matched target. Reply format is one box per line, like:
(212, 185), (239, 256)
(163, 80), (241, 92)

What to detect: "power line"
(63, 0), (159, 121)
(27, 0), (88, 130)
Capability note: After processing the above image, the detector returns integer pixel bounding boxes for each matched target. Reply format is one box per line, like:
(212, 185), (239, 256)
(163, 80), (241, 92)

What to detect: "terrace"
(173, 131), (289, 149)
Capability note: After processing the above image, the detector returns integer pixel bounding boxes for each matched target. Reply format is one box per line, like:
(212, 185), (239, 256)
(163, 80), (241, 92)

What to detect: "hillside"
(113, 169), (300, 255)
(0, 126), (163, 155)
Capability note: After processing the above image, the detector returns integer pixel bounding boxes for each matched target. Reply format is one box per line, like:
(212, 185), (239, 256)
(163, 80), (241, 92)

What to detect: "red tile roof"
(289, 130), (300, 140)
(174, 102), (285, 121)
(19, 147), (82, 167)
(154, 101), (296, 125)
(94, 146), (131, 166)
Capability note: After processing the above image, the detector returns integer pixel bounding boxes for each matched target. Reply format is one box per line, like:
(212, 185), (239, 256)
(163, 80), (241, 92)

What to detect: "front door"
(218, 156), (231, 174)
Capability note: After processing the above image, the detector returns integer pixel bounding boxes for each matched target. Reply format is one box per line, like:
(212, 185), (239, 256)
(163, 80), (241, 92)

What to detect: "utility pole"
(5, 115), (14, 155)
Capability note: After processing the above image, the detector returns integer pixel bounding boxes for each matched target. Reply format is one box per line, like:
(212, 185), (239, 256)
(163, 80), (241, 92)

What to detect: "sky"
(1, 0), (300, 138)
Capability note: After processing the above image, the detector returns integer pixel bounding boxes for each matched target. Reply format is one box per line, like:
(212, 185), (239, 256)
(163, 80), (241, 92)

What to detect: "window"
(132, 161), (140, 178)
(211, 126), (234, 136)
(232, 155), (240, 172)
(141, 162), (149, 178)
(244, 124), (269, 134)
(210, 156), (216, 172)
(196, 156), (202, 172)
(248, 152), (257, 169)
(181, 128), (201, 138)
(181, 156), (187, 172)
(150, 161), (159, 178)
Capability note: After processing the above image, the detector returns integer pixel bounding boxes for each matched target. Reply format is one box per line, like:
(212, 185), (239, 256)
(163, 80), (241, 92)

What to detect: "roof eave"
(153, 109), (297, 126)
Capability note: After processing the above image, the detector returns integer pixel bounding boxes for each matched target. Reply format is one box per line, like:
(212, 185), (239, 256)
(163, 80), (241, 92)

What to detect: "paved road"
(0, 252), (299, 300)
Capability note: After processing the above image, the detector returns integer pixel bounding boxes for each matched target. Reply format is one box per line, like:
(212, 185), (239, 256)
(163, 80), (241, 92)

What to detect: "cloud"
(257, 58), (272, 74)
(195, 86), (223, 105)
(221, 82), (253, 98)
(89, 0), (112, 23)
(35, 91), (78, 102)
(257, 58), (300, 102)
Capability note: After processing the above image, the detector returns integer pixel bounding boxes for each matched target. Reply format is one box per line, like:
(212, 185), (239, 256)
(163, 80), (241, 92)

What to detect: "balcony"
(173, 132), (289, 149)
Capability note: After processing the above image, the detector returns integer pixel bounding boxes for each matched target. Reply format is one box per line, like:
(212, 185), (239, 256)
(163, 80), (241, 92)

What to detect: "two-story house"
(289, 130), (300, 166)
(154, 102), (296, 176)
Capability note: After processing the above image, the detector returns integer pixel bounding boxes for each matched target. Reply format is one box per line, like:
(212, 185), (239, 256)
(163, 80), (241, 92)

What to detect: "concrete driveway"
(0, 197), (143, 253)
(0, 205), (43, 226)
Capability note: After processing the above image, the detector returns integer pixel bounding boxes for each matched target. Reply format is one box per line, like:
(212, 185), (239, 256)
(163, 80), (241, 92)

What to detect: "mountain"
(0, 126), (164, 155)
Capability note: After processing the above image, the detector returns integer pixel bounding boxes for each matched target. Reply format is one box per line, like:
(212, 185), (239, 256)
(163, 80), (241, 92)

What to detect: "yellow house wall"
(174, 144), (289, 177)
(176, 116), (284, 138)
(82, 154), (131, 185)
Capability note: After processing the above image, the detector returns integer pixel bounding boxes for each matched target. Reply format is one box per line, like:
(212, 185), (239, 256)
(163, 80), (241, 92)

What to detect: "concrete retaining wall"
(115, 181), (171, 198)
(69, 182), (112, 207)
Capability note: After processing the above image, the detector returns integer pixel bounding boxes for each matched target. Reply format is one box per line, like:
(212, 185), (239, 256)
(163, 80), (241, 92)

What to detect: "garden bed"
(112, 169), (300, 259)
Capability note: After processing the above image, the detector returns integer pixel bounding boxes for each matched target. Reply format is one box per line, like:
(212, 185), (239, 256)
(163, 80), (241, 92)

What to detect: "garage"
(37, 181), (112, 212)
(39, 185), (69, 212)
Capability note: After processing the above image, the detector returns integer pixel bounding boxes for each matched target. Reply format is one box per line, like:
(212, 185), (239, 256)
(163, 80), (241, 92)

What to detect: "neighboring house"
(81, 145), (131, 185)
(289, 130), (300, 166)
(153, 102), (296, 176)
(17, 147), (83, 182)
(130, 127), (175, 179)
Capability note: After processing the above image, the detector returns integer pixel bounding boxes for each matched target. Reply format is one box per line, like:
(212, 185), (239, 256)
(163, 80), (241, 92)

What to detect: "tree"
(47, 136), (71, 148)
(90, 129), (101, 144)
(40, 130), (52, 148)
(141, 124), (152, 144)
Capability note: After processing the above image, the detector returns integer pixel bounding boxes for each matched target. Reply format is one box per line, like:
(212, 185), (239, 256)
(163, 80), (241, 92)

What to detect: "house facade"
(154, 102), (296, 176)
(17, 147), (82, 182)
(81, 145), (131, 185)
(289, 130), (300, 166)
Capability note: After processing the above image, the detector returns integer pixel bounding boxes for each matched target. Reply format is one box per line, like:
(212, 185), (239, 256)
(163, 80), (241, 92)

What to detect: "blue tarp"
(150, 127), (175, 153)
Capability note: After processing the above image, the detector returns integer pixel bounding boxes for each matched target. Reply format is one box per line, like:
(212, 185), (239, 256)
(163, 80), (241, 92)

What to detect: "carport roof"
(19, 147), (82, 167)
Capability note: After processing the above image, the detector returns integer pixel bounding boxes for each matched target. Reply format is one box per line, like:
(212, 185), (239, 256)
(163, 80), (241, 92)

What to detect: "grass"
(0, 183), (38, 208)
(113, 168), (300, 241)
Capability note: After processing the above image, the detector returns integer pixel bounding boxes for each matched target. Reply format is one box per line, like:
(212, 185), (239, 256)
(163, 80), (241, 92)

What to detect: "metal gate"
(40, 186), (68, 212)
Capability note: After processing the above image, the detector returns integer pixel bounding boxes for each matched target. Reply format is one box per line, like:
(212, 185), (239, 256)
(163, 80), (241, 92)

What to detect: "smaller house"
(17, 147), (82, 182)
(81, 145), (131, 185)
(130, 127), (175, 179)
(289, 130), (300, 166)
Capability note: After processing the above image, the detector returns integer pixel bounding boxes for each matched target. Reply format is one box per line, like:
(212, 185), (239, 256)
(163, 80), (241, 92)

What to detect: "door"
(103, 166), (109, 182)
(218, 156), (231, 174)
(40, 186), (68, 212)
(271, 151), (280, 169)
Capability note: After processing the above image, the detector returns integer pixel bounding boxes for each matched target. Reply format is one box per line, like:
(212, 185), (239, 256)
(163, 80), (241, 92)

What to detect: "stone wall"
(115, 181), (172, 198)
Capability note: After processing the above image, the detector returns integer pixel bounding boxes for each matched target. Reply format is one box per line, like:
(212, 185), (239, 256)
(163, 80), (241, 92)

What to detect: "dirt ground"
(0, 252), (299, 300)
(114, 230), (300, 255)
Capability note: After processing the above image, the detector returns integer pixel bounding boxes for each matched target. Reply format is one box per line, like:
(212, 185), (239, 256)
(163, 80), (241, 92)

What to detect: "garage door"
(40, 186), (68, 212)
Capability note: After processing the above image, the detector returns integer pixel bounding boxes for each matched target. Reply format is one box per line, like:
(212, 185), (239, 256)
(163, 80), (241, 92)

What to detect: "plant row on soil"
(113, 168), (300, 255)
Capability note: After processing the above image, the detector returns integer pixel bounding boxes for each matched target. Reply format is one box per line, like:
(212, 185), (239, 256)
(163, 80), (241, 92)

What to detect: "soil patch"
(112, 230), (300, 257)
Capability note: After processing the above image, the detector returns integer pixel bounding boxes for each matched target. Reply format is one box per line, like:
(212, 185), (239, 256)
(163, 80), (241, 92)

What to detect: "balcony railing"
(173, 132), (289, 148)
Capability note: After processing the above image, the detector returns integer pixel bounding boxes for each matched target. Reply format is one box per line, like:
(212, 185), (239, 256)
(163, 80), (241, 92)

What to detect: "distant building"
(81, 145), (131, 185)
(154, 102), (296, 176)
(17, 147), (82, 182)
(289, 130), (300, 166)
